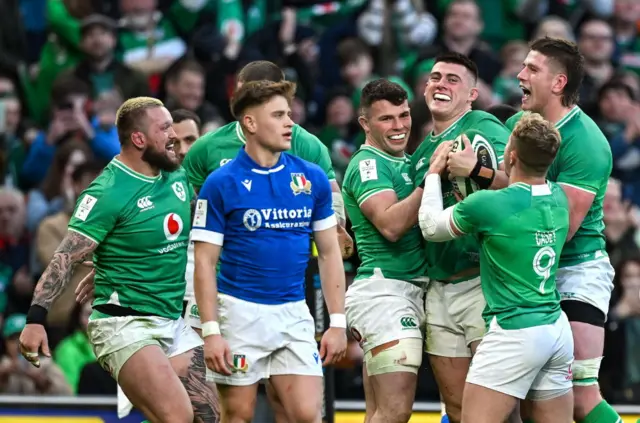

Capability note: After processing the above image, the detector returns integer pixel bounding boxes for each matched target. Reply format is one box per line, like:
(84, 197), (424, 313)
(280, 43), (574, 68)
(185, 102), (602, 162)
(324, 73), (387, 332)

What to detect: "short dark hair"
(236, 61), (284, 84)
(337, 38), (371, 67)
(171, 108), (202, 128)
(115, 97), (165, 145)
(486, 104), (519, 124)
(166, 58), (205, 82)
(360, 78), (408, 115)
(434, 52), (479, 83)
(530, 37), (584, 107)
(598, 78), (635, 102)
(230, 80), (296, 119)
(51, 74), (91, 107)
(511, 112), (561, 177)
(72, 160), (104, 183)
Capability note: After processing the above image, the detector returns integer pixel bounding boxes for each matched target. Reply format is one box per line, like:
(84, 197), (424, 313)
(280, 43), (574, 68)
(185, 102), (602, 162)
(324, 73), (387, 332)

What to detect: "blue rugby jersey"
(191, 147), (336, 304)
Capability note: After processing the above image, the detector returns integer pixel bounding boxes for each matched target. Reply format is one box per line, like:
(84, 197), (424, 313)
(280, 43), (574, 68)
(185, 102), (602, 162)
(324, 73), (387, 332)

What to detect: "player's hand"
(428, 141), (452, 175)
(19, 324), (50, 368)
(337, 225), (354, 259)
(319, 327), (347, 366)
(447, 134), (476, 178)
(75, 262), (95, 305)
(203, 335), (233, 376)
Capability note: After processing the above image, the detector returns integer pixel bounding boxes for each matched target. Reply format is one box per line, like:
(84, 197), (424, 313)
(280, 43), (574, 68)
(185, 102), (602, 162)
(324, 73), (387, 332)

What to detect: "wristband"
(469, 160), (495, 190)
(329, 313), (347, 329)
(201, 321), (221, 338)
(26, 305), (48, 325)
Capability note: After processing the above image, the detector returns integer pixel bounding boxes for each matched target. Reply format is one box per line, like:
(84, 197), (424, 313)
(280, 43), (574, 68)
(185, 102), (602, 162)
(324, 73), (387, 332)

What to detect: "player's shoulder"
(505, 110), (525, 130)
(464, 110), (509, 131)
(285, 152), (326, 177)
(190, 121), (239, 151)
(84, 161), (119, 195)
(562, 107), (609, 144)
(292, 124), (320, 142)
(345, 146), (394, 176)
(548, 181), (570, 206)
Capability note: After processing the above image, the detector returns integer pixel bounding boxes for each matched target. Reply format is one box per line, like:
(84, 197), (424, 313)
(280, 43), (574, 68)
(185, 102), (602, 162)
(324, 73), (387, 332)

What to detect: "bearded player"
(410, 52), (512, 423)
(20, 98), (220, 423)
(420, 112), (574, 423)
(506, 37), (617, 423)
(342, 79), (428, 423)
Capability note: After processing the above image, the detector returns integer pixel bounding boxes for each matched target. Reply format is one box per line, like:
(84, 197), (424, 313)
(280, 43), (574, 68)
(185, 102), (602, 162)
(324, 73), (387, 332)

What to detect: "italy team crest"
(232, 354), (249, 372)
(290, 173), (312, 195)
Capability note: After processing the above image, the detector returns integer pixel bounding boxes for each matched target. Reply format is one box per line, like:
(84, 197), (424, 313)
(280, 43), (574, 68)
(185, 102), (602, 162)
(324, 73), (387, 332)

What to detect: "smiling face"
(424, 61), (477, 121)
(138, 107), (180, 172)
(517, 50), (567, 113)
(359, 99), (411, 156)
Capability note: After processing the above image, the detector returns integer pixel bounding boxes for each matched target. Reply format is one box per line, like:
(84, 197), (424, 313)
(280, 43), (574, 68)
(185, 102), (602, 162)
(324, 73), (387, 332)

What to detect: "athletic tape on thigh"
(364, 338), (423, 376)
(332, 192), (346, 223)
(572, 357), (603, 386)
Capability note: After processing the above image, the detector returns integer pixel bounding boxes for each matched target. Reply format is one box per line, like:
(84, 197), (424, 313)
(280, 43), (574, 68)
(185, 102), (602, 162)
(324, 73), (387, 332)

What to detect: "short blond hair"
(115, 97), (164, 145)
(511, 112), (561, 176)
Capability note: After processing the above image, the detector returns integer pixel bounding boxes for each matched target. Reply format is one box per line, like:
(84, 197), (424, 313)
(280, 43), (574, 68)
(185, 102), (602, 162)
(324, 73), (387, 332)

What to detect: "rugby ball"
(450, 131), (499, 199)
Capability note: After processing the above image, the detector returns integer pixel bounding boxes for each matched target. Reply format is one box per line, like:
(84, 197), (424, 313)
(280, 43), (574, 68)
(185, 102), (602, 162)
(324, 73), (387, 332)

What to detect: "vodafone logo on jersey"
(164, 213), (184, 241)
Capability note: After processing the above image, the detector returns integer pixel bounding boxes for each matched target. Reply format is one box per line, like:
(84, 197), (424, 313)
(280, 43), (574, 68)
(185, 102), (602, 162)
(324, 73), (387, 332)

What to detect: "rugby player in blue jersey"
(192, 80), (348, 423)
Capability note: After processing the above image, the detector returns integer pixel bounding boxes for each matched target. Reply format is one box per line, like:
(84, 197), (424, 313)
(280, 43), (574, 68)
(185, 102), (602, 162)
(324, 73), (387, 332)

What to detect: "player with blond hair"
(20, 97), (220, 423)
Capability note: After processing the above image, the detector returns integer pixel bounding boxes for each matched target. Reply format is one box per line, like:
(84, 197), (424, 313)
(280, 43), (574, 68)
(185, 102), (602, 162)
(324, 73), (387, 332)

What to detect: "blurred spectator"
(0, 188), (31, 317)
(485, 103), (518, 124)
(35, 161), (102, 335)
(71, 14), (150, 101)
(118, 0), (186, 80)
(163, 58), (223, 133)
(0, 314), (71, 395)
(54, 302), (96, 394)
(604, 177), (640, 269)
(170, 108), (201, 163)
(597, 79), (640, 204)
(613, 0), (640, 75)
(532, 15), (576, 41)
(578, 19), (617, 112)
(493, 41), (529, 105)
(25, 140), (91, 235)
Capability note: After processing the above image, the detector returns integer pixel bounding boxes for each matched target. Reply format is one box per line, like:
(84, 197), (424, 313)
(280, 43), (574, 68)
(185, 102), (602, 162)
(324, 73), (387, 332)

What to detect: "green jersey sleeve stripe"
(357, 188), (395, 206)
(556, 182), (597, 196)
(450, 206), (468, 235)
(67, 227), (100, 245)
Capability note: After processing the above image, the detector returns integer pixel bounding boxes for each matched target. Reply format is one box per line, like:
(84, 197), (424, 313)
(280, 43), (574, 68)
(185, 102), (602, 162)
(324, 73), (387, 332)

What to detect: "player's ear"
(130, 131), (145, 149)
(468, 87), (479, 103)
(551, 73), (568, 97)
(357, 114), (370, 134)
(242, 114), (257, 134)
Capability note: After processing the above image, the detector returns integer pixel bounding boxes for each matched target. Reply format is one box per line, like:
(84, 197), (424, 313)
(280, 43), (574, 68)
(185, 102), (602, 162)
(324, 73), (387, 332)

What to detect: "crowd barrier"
(0, 396), (638, 422)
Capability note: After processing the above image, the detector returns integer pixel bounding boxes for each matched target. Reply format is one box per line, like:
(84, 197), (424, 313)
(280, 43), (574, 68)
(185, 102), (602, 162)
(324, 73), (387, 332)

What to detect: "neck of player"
(118, 150), (160, 177)
(541, 100), (575, 126)
(508, 164), (546, 187)
(433, 107), (471, 136)
(245, 140), (281, 168)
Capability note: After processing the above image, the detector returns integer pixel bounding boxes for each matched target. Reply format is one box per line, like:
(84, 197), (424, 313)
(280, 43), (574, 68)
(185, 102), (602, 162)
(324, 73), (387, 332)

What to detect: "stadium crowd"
(0, 0), (640, 413)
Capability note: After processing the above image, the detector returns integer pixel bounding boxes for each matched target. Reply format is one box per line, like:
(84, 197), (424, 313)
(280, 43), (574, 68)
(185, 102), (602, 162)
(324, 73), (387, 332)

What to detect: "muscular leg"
(266, 382), (290, 423)
(524, 391), (573, 423)
(170, 347), (221, 422)
(461, 382), (518, 423)
(270, 374), (323, 423)
(365, 339), (421, 423)
(363, 365), (377, 423)
(218, 384), (260, 423)
(429, 341), (478, 423)
(118, 345), (193, 423)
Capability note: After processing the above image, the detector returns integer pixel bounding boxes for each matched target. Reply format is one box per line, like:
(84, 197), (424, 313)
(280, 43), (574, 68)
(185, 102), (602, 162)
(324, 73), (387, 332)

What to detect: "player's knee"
(158, 403), (194, 423)
(365, 338), (423, 376)
(373, 407), (413, 423)
(286, 397), (321, 423)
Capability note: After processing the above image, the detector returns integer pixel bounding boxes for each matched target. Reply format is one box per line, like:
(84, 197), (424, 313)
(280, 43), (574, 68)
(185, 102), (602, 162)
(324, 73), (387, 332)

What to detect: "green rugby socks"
(577, 400), (622, 423)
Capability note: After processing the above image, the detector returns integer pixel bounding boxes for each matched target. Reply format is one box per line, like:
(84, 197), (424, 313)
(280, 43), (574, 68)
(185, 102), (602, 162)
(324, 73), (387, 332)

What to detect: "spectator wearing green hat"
(0, 314), (70, 395)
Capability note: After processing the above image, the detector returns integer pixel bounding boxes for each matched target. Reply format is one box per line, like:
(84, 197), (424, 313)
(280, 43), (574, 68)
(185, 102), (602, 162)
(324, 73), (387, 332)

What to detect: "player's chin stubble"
(142, 146), (180, 172)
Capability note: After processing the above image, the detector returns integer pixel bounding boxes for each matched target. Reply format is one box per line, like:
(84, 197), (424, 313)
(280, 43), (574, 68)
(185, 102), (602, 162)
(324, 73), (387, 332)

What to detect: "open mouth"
(387, 133), (407, 142)
(433, 93), (452, 104)
(166, 140), (175, 152)
(283, 131), (293, 139)
(521, 85), (532, 100)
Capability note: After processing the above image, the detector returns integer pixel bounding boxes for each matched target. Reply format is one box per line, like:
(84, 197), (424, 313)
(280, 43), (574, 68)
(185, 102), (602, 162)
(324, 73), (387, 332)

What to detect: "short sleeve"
(482, 119), (510, 163)
(67, 186), (119, 244)
(293, 126), (337, 181)
(190, 174), (225, 246)
(450, 191), (493, 235)
(555, 141), (611, 195)
(311, 169), (337, 231)
(349, 157), (395, 206)
(505, 112), (522, 131)
(182, 137), (211, 191)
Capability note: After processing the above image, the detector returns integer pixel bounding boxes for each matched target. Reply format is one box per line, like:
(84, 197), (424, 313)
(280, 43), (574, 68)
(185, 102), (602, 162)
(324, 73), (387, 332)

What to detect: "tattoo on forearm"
(32, 232), (96, 310)
(179, 347), (221, 422)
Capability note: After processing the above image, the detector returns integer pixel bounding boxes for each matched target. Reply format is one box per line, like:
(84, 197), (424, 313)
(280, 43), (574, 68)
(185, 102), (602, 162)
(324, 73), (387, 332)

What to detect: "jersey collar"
(429, 109), (472, 142)
(554, 106), (580, 130)
(359, 145), (409, 163)
(235, 121), (247, 144)
(237, 147), (286, 174)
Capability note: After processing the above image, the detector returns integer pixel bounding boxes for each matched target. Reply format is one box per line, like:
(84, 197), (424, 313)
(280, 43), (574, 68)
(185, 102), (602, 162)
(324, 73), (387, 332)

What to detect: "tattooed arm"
(31, 231), (98, 310)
